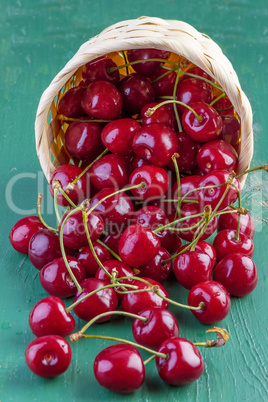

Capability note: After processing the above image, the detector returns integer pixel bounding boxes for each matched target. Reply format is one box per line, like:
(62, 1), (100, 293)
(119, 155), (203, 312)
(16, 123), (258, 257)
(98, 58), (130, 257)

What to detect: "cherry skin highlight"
(89, 153), (128, 190)
(9, 216), (45, 254)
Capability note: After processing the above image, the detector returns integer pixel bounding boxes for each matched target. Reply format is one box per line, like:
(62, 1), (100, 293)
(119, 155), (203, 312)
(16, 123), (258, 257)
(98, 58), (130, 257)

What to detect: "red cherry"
(25, 335), (72, 377)
(101, 118), (141, 155)
(73, 278), (118, 322)
(89, 154), (128, 190)
(119, 73), (155, 115)
(65, 121), (104, 161)
(133, 206), (170, 245)
(213, 253), (258, 297)
(77, 242), (111, 277)
(127, 48), (170, 77)
(183, 66), (212, 82)
(93, 344), (145, 394)
(173, 175), (202, 206)
(197, 139), (238, 173)
(220, 116), (240, 147)
(178, 241), (217, 267)
(174, 250), (213, 290)
(155, 337), (204, 385)
(167, 132), (200, 172)
(82, 56), (120, 86)
(81, 80), (123, 120)
(152, 68), (177, 97)
(102, 233), (121, 255)
(176, 78), (212, 114)
(9, 216), (45, 254)
(132, 307), (179, 349)
(213, 229), (254, 261)
(160, 231), (182, 254)
(182, 102), (223, 142)
(218, 209), (255, 239)
(49, 164), (88, 207)
(122, 277), (169, 314)
(57, 86), (86, 118)
(119, 225), (161, 268)
(131, 155), (152, 170)
(29, 296), (75, 337)
(212, 96), (234, 116)
(139, 247), (172, 283)
(39, 256), (86, 298)
(129, 165), (169, 201)
(188, 280), (231, 324)
(141, 103), (175, 128)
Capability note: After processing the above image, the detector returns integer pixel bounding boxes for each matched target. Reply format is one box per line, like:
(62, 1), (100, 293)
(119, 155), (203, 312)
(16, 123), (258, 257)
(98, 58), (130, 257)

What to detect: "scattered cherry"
(9, 216), (45, 254)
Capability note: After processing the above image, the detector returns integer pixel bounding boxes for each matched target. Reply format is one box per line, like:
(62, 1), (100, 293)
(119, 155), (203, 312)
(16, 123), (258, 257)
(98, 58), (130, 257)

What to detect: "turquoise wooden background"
(1, 1), (268, 401)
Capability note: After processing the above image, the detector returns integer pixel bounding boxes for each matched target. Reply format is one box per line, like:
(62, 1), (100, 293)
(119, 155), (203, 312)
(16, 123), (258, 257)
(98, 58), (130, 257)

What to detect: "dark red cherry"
(139, 247), (172, 283)
(173, 174), (202, 205)
(94, 344), (145, 394)
(122, 277), (169, 314)
(119, 73), (155, 115)
(81, 80), (123, 120)
(141, 103), (175, 128)
(25, 335), (72, 377)
(132, 307), (179, 349)
(213, 229), (254, 261)
(127, 48), (170, 77)
(101, 118), (141, 155)
(102, 233), (121, 255)
(183, 66), (212, 82)
(174, 250), (213, 290)
(73, 278), (118, 322)
(49, 164), (88, 207)
(82, 56), (120, 86)
(197, 170), (240, 210)
(59, 209), (104, 250)
(213, 253), (258, 297)
(29, 296), (75, 337)
(188, 280), (231, 324)
(182, 102), (223, 142)
(155, 337), (204, 385)
(89, 154), (128, 190)
(176, 78), (212, 114)
(133, 206), (170, 245)
(39, 256), (86, 298)
(65, 121), (104, 161)
(220, 116), (241, 147)
(129, 165), (169, 201)
(153, 68), (177, 98)
(77, 242), (111, 277)
(9, 216), (45, 254)
(131, 155), (152, 170)
(212, 96), (234, 116)
(119, 225), (161, 268)
(160, 231), (182, 254)
(167, 131), (200, 172)
(197, 139), (238, 173)
(178, 241), (217, 267)
(57, 86), (86, 118)
(132, 123), (178, 167)
(218, 209), (255, 239)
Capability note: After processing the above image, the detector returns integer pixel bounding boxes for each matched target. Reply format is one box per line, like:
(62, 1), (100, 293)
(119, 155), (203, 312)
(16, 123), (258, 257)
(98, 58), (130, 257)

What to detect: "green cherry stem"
(152, 212), (205, 234)
(151, 65), (180, 84)
(143, 355), (156, 365)
(235, 164), (268, 179)
(96, 239), (122, 261)
(210, 92), (226, 107)
(52, 180), (77, 208)
(37, 193), (57, 232)
(155, 289), (205, 311)
(172, 68), (183, 132)
(172, 153), (182, 219)
(145, 100), (203, 122)
(232, 183), (242, 241)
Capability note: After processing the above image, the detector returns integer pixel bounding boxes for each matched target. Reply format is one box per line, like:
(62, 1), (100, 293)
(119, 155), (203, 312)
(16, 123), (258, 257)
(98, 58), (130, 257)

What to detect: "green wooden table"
(1, 1), (268, 400)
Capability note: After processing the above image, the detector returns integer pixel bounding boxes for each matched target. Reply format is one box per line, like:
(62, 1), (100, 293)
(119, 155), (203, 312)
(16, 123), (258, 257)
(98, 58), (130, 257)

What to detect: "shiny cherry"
(89, 153), (128, 190)
(127, 48), (170, 77)
(212, 96), (234, 116)
(218, 209), (255, 238)
(102, 233), (121, 255)
(183, 66), (212, 82)
(188, 280), (231, 324)
(77, 242), (111, 277)
(39, 256), (86, 298)
(167, 131), (200, 172)
(82, 56), (120, 86)
(152, 68), (177, 97)
(139, 247), (172, 283)
(141, 103), (175, 128)
(25, 335), (72, 377)
(197, 139), (238, 173)
(176, 78), (212, 114)
(213, 229), (254, 261)
(101, 118), (141, 155)
(178, 240), (217, 267)
(94, 344), (145, 394)
(9, 216), (45, 254)
(173, 174), (202, 205)
(129, 165), (169, 201)
(213, 253), (258, 297)
(131, 155), (152, 170)
(57, 86), (86, 118)
(133, 206), (170, 245)
(29, 296), (75, 337)
(160, 231), (182, 254)
(220, 116), (241, 148)
(81, 80), (123, 120)
(156, 337), (204, 386)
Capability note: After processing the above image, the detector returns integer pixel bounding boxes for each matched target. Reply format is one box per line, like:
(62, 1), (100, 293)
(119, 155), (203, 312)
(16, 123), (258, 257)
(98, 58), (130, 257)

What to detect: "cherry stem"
(52, 180), (77, 208)
(153, 212), (205, 233)
(109, 58), (179, 73)
(37, 193), (57, 232)
(194, 327), (230, 348)
(177, 69), (224, 92)
(143, 355), (156, 365)
(235, 164), (268, 179)
(56, 115), (111, 123)
(145, 100), (203, 122)
(151, 65), (180, 84)
(172, 153), (182, 220)
(210, 92), (226, 107)
(232, 183), (242, 241)
(172, 68), (183, 132)
(96, 239), (122, 260)
(166, 218), (206, 233)
(155, 290), (205, 311)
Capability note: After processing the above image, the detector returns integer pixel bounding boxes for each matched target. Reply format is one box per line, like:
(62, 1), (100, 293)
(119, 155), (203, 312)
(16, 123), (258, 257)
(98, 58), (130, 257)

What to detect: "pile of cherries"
(10, 48), (262, 394)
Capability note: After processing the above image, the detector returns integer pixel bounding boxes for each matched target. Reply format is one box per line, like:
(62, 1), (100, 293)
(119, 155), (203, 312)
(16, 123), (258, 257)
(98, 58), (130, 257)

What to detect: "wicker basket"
(35, 16), (253, 188)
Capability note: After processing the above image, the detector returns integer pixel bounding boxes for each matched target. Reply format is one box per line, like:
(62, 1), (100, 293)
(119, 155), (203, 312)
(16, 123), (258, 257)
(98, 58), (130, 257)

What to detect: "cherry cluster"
(9, 48), (262, 394)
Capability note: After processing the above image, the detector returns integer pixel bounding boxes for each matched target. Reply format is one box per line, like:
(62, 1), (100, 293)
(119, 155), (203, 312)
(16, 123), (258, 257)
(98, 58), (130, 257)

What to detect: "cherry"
(133, 205), (170, 245)
(213, 253), (258, 297)
(132, 123), (178, 167)
(82, 56), (120, 86)
(81, 80), (123, 120)
(102, 233), (121, 255)
(213, 229), (254, 261)
(160, 231), (182, 254)
(197, 170), (240, 210)
(25, 335), (72, 377)
(174, 250), (213, 290)
(173, 174), (202, 204)
(119, 224), (161, 268)
(101, 118), (141, 155)
(218, 209), (255, 238)
(129, 165), (169, 201)
(119, 73), (155, 115)
(167, 131), (200, 172)
(57, 86), (86, 118)
(176, 78), (212, 114)
(65, 121), (104, 161)
(139, 247), (172, 283)
(49, 164), (88, 207)
(131, 155), (152, 170)
(197, 139), (238, 173)
(212, 96), (234, 116)
(77, 242), (112, 277)
(182, 102), (223, 142)
(183, 66), (212, 82)
(9, 216), (45, 254)
(152, 68), (177, 97)
(29, 296), (75, 337)
(122, 277), (169, 314)
(178, 241), (217, 267)
(220, 116), (241, 148)
(39, 256), (86, 298)
(59, 209), (104, 250)
(93, 344), (145, 394)
(89, 153), (128, 190)
(127, 48), (170, 77)
(188, 280), (231, 324)
(132, 307), (179, 349)
(155, 337), (204, 385)
(141, 103), (175, 128)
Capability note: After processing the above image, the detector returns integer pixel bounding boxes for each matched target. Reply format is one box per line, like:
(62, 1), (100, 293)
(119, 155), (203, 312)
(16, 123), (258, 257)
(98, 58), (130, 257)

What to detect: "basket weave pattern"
(35, 16), (253, 188)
